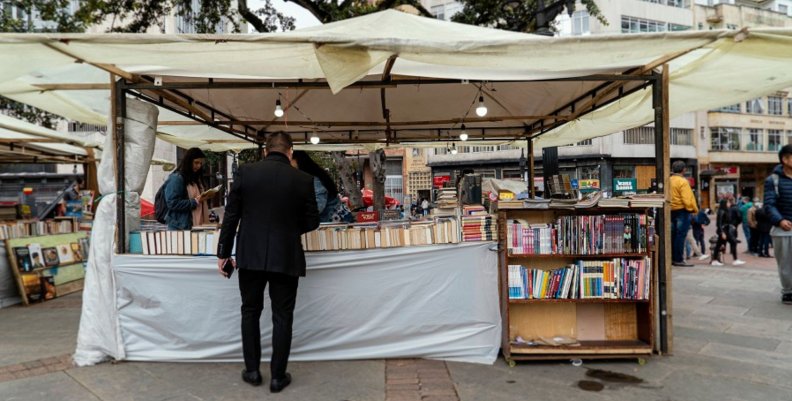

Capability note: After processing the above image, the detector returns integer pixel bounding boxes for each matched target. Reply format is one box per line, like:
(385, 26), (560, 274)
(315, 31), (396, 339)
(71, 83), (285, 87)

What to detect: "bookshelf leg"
(507, 358), (516, 368)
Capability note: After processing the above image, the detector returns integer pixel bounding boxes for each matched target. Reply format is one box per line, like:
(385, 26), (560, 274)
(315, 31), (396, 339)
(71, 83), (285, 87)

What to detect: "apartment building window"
(788, 131), (792, 146)
(623, 127), (654, 144)
(715, 103), (741, 113)
(431, 5), (445, 20)
(769, 129), (783, 151)
(745, 98), (764, 114)
(768, 96), (783, 116)
(710, 127), (741, 151)
(745, 129), (763, 151)
(780, 4), (788, 14)
(671, 128), (693, 146)
(788, 99), (792, 116)
(726, 24), (738, 30)
(669, 24), (691, 31)
(621, 16), (667, 33)
(444, 2), (463, 20)
(571, 10), (590, 35)
(577, 139), (593, 146)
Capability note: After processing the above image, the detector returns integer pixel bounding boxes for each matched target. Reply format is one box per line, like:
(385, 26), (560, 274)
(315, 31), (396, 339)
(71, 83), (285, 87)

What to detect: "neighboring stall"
(1, 10), (792, 366)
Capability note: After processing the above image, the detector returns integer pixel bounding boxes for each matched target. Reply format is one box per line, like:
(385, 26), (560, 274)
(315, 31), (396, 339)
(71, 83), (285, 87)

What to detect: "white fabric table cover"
(114, 242), (501, 364)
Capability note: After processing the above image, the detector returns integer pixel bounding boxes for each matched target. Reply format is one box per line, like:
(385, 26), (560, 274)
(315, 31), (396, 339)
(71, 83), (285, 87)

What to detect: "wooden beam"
(0, 138), (61, 143)
(32, 83), (111, 91)
(158, 115), (573, 128)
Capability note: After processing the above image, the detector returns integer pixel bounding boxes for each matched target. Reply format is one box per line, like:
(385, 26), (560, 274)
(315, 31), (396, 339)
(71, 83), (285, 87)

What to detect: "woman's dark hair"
(718, 198), (728, 210)
(177, 147), (206, 185)
(292, 151), (338, 199)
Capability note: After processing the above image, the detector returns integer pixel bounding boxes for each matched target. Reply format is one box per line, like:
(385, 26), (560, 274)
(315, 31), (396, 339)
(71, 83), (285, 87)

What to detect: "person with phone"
(164, 147), (208, 230)
(216, 132), (319, 393)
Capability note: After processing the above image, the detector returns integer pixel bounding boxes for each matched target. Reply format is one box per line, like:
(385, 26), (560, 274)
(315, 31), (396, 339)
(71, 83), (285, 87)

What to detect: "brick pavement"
(385, 359), (460, 401)
(0, 354), (73, 383)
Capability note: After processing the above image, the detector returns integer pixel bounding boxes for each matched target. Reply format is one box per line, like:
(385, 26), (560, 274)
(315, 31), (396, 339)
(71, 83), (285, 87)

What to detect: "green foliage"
(0, 0), (86, 32)
(451, 0), (607, 33)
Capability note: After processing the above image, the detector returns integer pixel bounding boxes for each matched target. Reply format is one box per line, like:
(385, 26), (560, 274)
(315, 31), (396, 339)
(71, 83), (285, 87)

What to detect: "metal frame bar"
(114, 78), (127, 254)
(652, 68), (670, 355)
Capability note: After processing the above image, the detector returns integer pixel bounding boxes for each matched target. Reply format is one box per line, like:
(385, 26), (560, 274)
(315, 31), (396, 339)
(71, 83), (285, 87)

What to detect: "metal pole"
(114, 78), (127, 254)
(653, 68), (671, 354)
(528, 137), (535, 199)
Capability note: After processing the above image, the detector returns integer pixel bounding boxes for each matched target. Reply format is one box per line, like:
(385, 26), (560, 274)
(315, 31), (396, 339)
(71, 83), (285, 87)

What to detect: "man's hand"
(780, 219), (792, 231)
(217, 258), (236, 278)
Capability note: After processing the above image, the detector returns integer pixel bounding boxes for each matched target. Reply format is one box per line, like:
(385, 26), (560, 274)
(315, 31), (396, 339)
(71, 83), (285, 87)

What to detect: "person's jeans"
(693, 227), (706, 254)
(742, 224), (751, 252)
(671, 210), (691, 264)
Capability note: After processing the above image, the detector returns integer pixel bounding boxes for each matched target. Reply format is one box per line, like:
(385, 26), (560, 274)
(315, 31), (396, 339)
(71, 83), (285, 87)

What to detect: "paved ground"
(1, 244), (789, 400)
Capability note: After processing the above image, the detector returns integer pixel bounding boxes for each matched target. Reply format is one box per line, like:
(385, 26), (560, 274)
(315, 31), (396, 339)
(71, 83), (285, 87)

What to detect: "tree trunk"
(370, 149), (386, 213)
(332, 152), (364, 210)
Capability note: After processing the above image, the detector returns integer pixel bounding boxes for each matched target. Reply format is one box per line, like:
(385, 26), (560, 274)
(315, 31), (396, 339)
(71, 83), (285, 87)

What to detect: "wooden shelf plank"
(510, 340), (651, 355)
(509, 298), (649, 304)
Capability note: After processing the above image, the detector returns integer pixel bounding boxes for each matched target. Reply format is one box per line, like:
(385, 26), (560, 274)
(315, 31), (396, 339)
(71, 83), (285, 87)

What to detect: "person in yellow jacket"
(670, 161), (699, 266)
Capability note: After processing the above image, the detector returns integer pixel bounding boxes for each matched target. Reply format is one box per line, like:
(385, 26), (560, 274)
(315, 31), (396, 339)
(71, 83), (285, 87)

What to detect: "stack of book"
(301, 218), (461, 251)
(0, 219), (80, 240)
(461, 205), (497, 242)
(138, 229), (221, 255)
(433, 188), (459, 216)
(506, 213), (649, 255)
(0, 202), (17, 220)
(508, 257), (651, 300)
(628, 194), (665, 208)
(597, 196), (631, 208)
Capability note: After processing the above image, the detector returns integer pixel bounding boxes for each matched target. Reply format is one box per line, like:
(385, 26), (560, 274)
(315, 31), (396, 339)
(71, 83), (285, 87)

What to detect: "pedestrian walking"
(217, 132), (320, 392)
(692, 208), (710, 255)
(754, 202), (772, 258)
(670, 161), (698, 267)
(712, 198), (746, 266)
(739, 196), (753, 250)
(747, 201), (759, 256)
(763, 144), (792, 305)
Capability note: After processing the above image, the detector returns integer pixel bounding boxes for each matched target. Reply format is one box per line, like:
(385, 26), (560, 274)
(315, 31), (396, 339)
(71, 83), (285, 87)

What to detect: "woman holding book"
(164, 147), (209, 230)
(291, 151), (352, 223)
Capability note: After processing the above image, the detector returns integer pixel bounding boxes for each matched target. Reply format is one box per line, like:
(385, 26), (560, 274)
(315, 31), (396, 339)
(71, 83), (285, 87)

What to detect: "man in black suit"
(217, 132), (319, 393)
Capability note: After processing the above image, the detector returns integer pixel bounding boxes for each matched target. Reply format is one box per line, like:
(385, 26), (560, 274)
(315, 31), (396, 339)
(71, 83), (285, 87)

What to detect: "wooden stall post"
(528, 137), (535, 199)
(653, 66), (672, 354)
(112, 77), (127, 254)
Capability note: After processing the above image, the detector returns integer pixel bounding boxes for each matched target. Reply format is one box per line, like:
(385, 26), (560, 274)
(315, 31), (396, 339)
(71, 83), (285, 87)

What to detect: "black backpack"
(154, 177), (170, 224)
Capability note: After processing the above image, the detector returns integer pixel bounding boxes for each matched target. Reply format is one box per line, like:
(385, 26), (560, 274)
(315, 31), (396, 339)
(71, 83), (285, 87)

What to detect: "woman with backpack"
(712, 198), (746, 266)
(163, 148), (208, 230)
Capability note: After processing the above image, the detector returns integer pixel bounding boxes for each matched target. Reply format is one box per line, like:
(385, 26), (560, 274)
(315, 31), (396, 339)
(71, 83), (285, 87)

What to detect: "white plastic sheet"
(114, 242), (501, 364)
(74, 98), (157, 366)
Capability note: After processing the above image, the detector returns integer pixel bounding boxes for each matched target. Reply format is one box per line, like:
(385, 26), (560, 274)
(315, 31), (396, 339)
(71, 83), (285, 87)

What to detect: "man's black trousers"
(238, 268), (299, 380)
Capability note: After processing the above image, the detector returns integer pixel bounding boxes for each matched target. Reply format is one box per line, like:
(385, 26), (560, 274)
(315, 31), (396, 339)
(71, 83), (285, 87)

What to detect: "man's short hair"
(671, 160), (686, 174)
(779, 144), (792, 163)
(266, 132), (293, 155)
(75, 176), (84, 185)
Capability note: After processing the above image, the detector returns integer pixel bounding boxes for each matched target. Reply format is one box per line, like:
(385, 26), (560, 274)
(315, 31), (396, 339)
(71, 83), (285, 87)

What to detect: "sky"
(250, 0), (322, 30)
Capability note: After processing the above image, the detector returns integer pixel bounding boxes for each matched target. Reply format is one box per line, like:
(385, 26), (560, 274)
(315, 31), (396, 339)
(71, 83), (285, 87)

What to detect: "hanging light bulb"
(475, 95), (488, 117)
(310, 133), (320, 144)
(450, 143), (458, 155)
(459, 124), (468, 141)
(274, 99), (284, 117)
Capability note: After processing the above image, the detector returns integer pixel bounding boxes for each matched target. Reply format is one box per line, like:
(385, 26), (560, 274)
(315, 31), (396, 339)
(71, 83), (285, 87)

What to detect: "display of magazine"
(41, 275), (56, 300)
(71, 242), (84, 261)
(13, 247), (33, 272)
(57, 244), (76, 264)
(42, 247), (60, 267)
(28, 243), (46, 269)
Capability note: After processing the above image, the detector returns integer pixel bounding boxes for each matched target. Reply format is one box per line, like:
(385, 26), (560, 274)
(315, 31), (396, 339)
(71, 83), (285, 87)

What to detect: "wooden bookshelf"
(497, 207), (656, 363)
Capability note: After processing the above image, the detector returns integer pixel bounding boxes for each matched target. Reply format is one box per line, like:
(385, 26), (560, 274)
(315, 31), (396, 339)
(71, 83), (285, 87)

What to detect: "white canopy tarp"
(2, 10), (791, 150)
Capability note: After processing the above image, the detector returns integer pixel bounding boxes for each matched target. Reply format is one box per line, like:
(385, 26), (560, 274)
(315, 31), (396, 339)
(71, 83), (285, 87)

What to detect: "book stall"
(8, 10), (788, 368)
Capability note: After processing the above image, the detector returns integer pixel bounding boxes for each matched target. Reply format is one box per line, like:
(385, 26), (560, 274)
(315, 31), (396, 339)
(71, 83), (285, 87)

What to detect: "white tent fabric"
(74, 98), (158, 366)
(0, 113), (91, 156)
(2, 11), (791, 150)
(114, 242), (500, 364)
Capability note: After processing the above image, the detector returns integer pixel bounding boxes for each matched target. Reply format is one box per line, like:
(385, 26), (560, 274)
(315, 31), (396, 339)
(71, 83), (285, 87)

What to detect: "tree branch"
(284, 0), (330, 22)
(237, 0), (269, 32)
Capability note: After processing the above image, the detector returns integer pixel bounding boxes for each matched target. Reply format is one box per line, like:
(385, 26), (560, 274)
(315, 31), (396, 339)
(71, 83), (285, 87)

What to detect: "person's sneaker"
(783, 294), (792, 305)
(732, 260), (746, 266)
(711, 260), (723, 266)
(698, 254), (711, 261)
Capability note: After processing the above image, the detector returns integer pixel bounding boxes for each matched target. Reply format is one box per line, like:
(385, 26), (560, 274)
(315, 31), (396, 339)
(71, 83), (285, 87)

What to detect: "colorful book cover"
(22, 273), (43, 302)
(70, 242), (84, 261)
(28, 243), (46, 270)
(42, 247), (60, 267)
(57, 244), (76, 264)
(40, 275), (56, 300)
(13, 246), (33, 272)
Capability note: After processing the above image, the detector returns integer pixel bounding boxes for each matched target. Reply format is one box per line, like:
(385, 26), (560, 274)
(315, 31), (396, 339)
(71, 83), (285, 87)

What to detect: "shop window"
(613, 166), (634, 179)
(768, 96), (783, 116)
(745, 98), (764, 114)
(579, 166), (600, 180)
(710, 127), (740, 151)
(744, 129), (763, 151)
(385, 175), (404, 205)
(768, 130), (783, 152)
(502, 169), (524, 180)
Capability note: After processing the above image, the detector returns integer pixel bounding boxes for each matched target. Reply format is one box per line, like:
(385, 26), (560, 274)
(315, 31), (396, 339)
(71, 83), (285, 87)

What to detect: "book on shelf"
(507, 213), (650, 255)
(461, 213), (497, 242)
(507, 257), (651, 300)
(137, 228), (221, 256)
(301, 218), (462, 251)
(597, 196), (631, 208)
(628, 194), (665, 208)
(0, 219), (80, 240)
